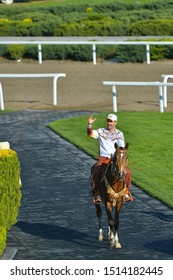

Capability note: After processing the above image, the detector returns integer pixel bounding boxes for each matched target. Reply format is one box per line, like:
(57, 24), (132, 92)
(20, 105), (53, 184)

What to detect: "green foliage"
(115, 45), (146, 63)
(8, 44), (26, 60)
(85, 7), (93, 13)
(10, 12), (58, 22)
(165, 45), (173, 59)
(1, 1), (173, 62)
(0, 45), (8, 57)
(42, 45), (66, 60)
(97, 45), (117, 60)
(150, 45), (166, 60)
(0, 150), (22, 253)
(0, 20), (11, 36)
(23, 44), (38, 59)
(129, 19), (173, 36)
(0, 227), (6, 254)
(65, 45), (92, 61)
(54, 22), (81, 36)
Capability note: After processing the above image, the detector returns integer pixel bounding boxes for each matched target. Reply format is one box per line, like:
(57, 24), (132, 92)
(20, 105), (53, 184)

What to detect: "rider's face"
(106, 119), (116, 131)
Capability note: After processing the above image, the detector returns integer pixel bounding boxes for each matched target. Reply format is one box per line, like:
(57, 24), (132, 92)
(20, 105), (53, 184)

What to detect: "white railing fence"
(103, 81), (173, 113)
(0, 73), (66, 110)
(1, 36), (173, 65)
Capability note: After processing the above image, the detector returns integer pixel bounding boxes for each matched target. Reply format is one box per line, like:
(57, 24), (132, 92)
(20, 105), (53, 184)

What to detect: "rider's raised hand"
(88, 114), (96, 125)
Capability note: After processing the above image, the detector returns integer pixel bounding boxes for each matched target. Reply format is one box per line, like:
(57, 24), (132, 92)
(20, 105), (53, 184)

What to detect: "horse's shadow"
(15, 221), (105, 248)
(144, 239), (173, 256)
(142, 210), (173, 222)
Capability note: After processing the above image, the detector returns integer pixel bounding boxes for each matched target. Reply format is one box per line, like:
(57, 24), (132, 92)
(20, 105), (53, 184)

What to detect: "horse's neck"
(107, 162), (118, 182)
(110, 160), (118, 177)
(108, 162), (125, 191)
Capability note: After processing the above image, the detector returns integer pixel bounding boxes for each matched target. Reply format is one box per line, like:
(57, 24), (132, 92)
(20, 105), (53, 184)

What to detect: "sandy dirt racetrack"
(0, 60), (173, 112)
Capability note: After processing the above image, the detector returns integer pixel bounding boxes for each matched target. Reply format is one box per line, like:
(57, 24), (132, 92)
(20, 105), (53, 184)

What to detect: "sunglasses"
(107, 119), (114, 122)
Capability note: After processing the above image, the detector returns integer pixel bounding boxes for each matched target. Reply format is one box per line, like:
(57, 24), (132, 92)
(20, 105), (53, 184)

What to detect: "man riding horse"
(87, 113), (133, 204)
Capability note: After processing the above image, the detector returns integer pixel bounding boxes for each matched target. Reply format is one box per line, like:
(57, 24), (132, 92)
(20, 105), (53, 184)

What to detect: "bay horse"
(92, 142), (129, 248)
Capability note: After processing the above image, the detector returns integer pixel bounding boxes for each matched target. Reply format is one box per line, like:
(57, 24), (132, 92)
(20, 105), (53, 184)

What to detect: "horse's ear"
(125, 143), (129, 150)
(114, 143), (118, 149)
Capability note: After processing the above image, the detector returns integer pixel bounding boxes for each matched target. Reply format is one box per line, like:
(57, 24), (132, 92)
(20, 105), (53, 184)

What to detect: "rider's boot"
(124, 189), (133, 202)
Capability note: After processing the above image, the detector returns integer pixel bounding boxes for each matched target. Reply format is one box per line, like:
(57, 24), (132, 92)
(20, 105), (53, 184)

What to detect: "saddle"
(89, 158), (112, 193)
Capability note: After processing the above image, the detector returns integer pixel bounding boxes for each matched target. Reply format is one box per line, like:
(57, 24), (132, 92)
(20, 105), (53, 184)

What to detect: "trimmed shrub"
(97, 45), (118, 60)
(116, 45), (146, 63)
(22, 18), (32, 24)
(0, 45), (8, 58)
(150, 45), (166, 60)
(165, 45), (173, 59)
(0, 149), (22, 254)
(43, 45), (92, 61)
(8, 44), (26, 60)
(85, 7), (93, 13)
(129, 19), (173, 36)
(0, 227), (6, 255)
(24, 44), (38, 60)
(65, 45), (92, 61)
(0, 20), (11, 36)
(42, 45), (66, 60)
(54, 22), (80, 36)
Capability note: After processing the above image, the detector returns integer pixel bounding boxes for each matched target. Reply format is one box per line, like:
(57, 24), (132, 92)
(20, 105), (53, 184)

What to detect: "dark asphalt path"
(1, 110), (173, 260)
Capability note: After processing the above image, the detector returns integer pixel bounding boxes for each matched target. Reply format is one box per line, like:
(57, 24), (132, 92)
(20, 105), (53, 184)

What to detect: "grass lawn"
(48, 111), (173, 209)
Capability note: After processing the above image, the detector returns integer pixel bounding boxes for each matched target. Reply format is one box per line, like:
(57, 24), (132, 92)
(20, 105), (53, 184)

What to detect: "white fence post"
(92, 44), (97, 65)
(112, 85), (117, 112)
(53, 74), (66, 105)
(159, 85), (164, 113)
(38, 44), (42, 64)
(0, 83), (4, 110)
(162, 75), (168, 108)
(163, 77), (167, 108)
(146, 44), (150, 64)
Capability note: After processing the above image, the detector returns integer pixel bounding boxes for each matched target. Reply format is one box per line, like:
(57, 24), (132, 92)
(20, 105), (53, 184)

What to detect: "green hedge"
(0, 43), (172, 63)
(0, 149), (22, 254)
(1, 1), (173, 62)
(129, 19), (173, 36)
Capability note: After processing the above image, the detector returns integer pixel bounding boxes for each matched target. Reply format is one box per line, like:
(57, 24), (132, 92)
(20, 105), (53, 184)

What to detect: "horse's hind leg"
(95, 204), (103, 241)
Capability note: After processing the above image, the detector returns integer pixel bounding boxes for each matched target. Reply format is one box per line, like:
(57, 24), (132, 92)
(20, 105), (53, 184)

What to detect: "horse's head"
(112, 143), (129, 180)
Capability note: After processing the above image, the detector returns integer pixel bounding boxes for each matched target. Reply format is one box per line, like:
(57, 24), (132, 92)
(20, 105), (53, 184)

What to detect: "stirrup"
(124, 192), (133, 203)
(93, 195), (102, 205)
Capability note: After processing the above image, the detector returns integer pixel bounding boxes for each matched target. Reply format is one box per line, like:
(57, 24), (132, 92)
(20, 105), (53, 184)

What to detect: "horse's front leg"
(105, 202), (115, 246)
(108, 224), (116, 247)
(95, 204), (103, 241)
(114, 201), (123, 248)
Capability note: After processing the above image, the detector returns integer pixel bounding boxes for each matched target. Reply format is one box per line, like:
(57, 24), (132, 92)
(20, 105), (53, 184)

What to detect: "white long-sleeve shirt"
(90, 128), (125, 158)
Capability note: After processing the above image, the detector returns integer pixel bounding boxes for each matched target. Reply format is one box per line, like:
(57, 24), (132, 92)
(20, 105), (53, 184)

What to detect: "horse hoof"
(98, 236), (103, 241)
(115, 242), (122, 249)
(109, 241), (115, 247)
